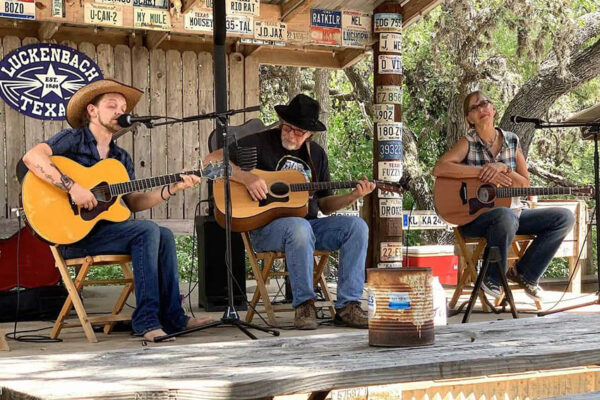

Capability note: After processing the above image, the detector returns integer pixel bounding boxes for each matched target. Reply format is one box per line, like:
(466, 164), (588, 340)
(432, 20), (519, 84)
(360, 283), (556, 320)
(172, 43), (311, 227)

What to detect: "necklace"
(483, 129), (498, 148)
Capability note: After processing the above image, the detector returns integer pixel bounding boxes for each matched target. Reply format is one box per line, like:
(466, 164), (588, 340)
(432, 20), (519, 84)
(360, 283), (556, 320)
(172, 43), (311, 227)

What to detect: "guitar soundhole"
(270, 182), (290, 198)
(477, 184), (496, 204)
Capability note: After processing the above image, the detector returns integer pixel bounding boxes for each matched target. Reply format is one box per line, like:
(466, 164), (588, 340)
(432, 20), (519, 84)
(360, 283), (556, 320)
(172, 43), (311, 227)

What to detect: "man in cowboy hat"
(204, 93), (375, 330)
(23, 79), (212, 342)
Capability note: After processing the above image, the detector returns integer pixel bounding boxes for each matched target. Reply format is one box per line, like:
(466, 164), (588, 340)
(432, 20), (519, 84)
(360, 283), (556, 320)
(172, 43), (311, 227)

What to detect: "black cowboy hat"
(274, 94), (327, 132)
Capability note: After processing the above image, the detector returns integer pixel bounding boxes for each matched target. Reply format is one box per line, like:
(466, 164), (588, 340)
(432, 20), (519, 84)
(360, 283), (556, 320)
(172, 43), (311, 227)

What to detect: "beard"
(281, 134), (302, 150)
(98, 115), (119, 134)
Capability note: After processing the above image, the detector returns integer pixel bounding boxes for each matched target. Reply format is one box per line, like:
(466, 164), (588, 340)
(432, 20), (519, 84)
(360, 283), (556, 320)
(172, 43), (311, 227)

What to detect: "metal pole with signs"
(371, 1), (403, 269)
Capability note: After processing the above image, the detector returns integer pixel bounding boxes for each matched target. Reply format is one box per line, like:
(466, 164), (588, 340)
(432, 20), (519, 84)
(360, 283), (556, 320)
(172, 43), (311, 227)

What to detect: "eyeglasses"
(468, 99), (492, 113)
(283, 123), (310, 137)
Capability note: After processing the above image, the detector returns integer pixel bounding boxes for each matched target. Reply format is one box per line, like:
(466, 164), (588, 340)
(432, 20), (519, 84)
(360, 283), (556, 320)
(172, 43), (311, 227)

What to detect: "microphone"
(117, 114), (162, 127)
(510, 115), (545, 125)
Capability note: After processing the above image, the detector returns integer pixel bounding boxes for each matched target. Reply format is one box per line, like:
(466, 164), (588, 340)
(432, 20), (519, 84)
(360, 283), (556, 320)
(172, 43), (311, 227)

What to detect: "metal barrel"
(367, 267), (434, 347)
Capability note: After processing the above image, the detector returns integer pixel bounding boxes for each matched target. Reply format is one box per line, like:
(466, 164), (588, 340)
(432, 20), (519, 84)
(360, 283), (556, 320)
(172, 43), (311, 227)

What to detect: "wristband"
(161, 185), (169, 201)
(167, 184), (176, 196)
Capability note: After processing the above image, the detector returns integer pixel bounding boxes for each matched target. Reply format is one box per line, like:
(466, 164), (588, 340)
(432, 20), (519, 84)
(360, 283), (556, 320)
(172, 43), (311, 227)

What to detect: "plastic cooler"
(405, 245), (458, 285)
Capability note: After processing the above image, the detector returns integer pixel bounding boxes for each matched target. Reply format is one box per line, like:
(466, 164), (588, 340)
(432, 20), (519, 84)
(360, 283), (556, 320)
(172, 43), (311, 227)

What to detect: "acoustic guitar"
(213, 169), (406, 232)
(433, 176), (593, 226)
(22, 156), (227, 245)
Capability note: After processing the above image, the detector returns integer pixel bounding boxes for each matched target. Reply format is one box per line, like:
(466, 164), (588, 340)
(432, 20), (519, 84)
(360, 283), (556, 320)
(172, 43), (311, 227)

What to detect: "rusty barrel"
(367, 268), (434, 347)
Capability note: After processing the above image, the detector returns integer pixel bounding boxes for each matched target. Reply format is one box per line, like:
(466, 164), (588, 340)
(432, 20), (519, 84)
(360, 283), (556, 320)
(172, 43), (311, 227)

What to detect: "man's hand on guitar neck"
(69, 183), (98, 210)
(351, 176), (376, 199)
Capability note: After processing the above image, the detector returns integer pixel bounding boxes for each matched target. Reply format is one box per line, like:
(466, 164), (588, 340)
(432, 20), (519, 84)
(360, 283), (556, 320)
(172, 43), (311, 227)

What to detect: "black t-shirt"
(232, 128), (333, 219)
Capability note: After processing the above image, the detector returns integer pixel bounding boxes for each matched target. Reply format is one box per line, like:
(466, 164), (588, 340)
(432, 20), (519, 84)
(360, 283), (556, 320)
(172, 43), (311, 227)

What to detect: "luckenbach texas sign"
(0, 43), (103, 120)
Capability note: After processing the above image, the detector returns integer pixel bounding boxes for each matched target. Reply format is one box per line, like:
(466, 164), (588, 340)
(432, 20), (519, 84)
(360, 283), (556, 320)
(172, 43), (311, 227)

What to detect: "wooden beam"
(181, 0), (202, 14)
(38, 21), (61, 40)
(337, 48), (367, 69)
(255, 46), (341, 69)
(402, 0), (443, 28)
(280, 0), (315, 22)
(145, 31), (169, 50)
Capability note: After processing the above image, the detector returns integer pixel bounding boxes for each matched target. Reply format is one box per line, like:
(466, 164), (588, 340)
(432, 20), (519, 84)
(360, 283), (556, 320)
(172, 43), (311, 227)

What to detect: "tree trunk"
(500, 34), (600, 157)
(287, 67), (301, 98)
(313, 69), (330, 152)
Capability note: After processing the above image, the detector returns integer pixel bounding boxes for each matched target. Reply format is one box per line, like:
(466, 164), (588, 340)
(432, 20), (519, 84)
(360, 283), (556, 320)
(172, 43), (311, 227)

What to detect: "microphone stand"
(523, 120), (600, 316)
(147, 106), (279, 341)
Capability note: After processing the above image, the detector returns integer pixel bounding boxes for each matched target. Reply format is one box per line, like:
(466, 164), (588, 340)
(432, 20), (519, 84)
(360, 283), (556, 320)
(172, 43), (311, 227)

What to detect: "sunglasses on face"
(468, 99), (492, 113)
(283, 123), (310, 137)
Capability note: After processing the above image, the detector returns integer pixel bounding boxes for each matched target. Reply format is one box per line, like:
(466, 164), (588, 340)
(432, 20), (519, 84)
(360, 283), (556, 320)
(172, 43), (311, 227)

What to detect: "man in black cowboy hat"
(204, 94), (375, 329)
(23, 79), (212, 342)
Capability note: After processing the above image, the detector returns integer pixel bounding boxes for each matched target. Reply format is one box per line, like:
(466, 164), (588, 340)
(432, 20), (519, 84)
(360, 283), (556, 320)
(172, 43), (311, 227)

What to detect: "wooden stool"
(50, 246), (134, 343)
(242, 232), (336, 324)
(451, 228), (542, 311)
(0, 328), (8, 351)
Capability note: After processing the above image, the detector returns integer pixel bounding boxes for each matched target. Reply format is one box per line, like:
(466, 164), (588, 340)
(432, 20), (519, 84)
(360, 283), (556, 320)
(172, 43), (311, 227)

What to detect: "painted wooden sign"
(374, 12), (402, 33)
(378, 161), (403, 183)
(225, 14), (253, 35)
(254, 20), (286, 42)
(0, 0), (35, 20)
(287, 29), (309, 45)
(378, 54), (402, 74)
(379, 199), (403, 218)
(134, 0), (168, 9)
(376, 85), (402, 104)
(310, 9), (341, 46)
(373, 104), (395, 123)
(379, 32), (402, 53)
(380, 241), (403, 262)
(342, 9), (371, 48)
(377, 122), (402, 141)
(135, 7), (171, 30)
(85, 2), (123, 27)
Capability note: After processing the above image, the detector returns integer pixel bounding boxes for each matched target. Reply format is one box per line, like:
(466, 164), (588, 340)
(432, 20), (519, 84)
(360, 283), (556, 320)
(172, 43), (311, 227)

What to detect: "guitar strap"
(305, 140), (317, 183)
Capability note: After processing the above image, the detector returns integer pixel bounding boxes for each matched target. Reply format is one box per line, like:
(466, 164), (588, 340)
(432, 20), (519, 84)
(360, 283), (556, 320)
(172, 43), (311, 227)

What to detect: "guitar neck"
(496, 187), (574, 198)
(109, 170), (202, 196)
(290, 181), (358, 192)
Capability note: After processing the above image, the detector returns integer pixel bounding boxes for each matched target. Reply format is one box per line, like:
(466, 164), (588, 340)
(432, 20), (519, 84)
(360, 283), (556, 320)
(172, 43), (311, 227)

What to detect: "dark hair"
(80, 93), (107, 126)
(463, 90), (494, 129)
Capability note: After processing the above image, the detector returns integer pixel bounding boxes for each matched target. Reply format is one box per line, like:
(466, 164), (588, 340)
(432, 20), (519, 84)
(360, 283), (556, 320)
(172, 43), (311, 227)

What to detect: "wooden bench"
(0, 313), (599, 399)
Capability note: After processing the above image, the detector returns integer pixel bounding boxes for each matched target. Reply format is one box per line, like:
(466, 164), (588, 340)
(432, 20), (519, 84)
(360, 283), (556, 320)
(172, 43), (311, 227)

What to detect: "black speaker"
(196, 215), (247, 311)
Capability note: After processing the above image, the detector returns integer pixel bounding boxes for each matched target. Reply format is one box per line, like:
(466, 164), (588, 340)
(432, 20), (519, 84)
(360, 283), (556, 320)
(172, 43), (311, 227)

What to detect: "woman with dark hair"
(432, 90), (574, 301)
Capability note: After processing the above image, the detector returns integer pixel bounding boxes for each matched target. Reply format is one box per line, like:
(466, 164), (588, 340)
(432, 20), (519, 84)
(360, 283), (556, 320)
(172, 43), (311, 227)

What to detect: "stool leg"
(463, 249), (492, 323)
(104, 262), (135, 334)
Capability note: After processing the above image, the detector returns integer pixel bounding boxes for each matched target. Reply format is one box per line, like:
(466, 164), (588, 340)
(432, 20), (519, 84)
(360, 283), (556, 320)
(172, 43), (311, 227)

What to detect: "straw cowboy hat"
(66, 79), (143, 128)
(274, 94), (327, 132)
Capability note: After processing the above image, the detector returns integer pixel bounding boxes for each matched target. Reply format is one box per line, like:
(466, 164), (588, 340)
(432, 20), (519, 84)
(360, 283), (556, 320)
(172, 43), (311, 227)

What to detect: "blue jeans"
(250, 216), (369, 308)
(459, 207), (575, 285)
(60, 220), (189, 336)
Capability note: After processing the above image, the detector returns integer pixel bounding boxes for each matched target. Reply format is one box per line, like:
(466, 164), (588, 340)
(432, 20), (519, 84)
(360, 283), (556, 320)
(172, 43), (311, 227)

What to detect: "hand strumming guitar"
(69, 183), (98, 210)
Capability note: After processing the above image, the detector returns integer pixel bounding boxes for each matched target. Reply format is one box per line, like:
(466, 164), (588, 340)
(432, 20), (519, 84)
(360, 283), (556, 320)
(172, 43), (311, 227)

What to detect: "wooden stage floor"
(1, 282), (600, 399)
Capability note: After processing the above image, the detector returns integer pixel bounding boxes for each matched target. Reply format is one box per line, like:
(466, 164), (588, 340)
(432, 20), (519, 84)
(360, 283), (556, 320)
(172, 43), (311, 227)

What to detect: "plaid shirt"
(45, 126), (135, 180)
(463, 128), (519, 170)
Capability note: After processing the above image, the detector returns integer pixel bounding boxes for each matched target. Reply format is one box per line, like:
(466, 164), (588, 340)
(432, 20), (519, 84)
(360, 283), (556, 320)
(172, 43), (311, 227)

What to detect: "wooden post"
(370, 2), (404, 269)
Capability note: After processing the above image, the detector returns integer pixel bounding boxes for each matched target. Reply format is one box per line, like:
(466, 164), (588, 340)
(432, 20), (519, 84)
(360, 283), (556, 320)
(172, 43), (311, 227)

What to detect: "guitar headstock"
(201, 161), (231, 180)
(573, 186), (594, 197)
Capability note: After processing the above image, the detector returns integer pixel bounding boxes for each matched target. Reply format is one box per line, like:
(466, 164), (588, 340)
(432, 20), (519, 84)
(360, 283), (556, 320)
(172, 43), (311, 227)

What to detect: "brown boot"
(334, 302), (368, 329)
(294, 300), (318, 330)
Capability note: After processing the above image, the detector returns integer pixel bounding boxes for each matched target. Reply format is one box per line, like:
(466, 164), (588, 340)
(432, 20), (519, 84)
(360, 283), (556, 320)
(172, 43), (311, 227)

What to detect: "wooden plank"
(255, 47), (342, 69)
(3, 36), (24, 217)
(182, 51), (200, 219)
(150, 48), (167, 219)
(0, 328), (8, 351)
(143, 218), (194, 235)
(546, 391), (600, 399)
(244, 54), (260, 121)
(59, 40), (78, 132)
(281, 0), (316, 22)
(145, 31), (168, 50)
(38, 21), (61, 40)
(197, 51), (213, 216)
(131, 46), (151, 219)
(166, 49), (184, 219)
(113, 44), (133, 157)
(229, 53), (245, 127)
(0, 41), (6, 218)
(2, 315), (600, 399)
(96, 43), (114, 79)
(22, 37), (44, 153)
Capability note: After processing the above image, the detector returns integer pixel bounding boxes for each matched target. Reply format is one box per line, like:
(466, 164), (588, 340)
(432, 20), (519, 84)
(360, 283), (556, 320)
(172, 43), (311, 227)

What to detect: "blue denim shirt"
(45, 126), (135, 180)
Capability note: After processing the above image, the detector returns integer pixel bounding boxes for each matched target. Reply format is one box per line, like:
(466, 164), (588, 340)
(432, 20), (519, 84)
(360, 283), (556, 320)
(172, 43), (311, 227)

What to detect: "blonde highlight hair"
(463, 90), (496, 129)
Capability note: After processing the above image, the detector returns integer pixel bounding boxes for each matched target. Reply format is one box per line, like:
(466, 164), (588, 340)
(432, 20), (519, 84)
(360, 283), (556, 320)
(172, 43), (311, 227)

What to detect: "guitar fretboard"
(109, 170), (202, 196)
(496, 187), (573, 197)
(290, 181), (357, 192)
